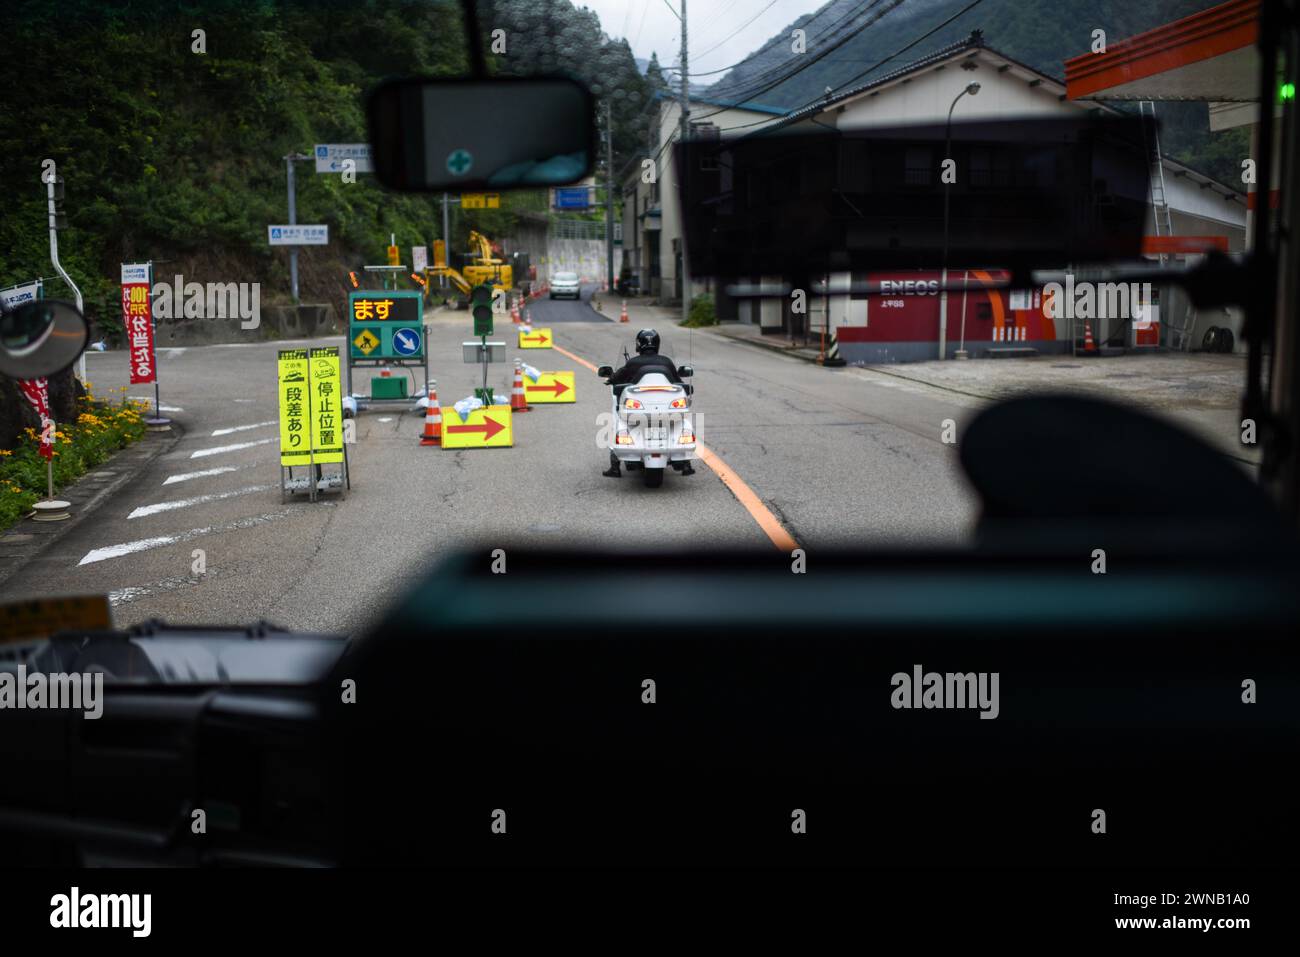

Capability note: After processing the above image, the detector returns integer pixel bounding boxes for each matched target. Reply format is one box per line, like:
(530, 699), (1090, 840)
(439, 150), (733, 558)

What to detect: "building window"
(904, 146), (932, 187)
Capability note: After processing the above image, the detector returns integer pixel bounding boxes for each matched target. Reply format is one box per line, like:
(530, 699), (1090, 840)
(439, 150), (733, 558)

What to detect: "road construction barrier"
(420, 379), (442, 446)
(619, 300), (629, 323)
(523, 371), (575, 404)
(518, 326), (552, 349)
(440, 405), (513, 448)
(510, 361), (531, 413)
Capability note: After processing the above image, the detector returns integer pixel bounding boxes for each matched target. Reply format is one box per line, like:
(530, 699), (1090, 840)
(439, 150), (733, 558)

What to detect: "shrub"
(681, 294), (717, 328)
(0, 391), (148, 532)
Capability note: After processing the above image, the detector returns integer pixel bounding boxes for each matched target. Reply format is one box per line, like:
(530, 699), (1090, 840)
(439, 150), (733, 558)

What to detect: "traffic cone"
(523, 308), (532, 331)
(1083, 320), (1098, 353)
(510, 361), (531, 413)
(619, 299), (629, 323)
(511, 296), (521, 324)
(419, 379), (441, 446)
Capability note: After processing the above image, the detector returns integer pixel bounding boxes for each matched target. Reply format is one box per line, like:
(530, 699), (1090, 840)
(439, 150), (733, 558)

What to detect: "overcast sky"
(579, 0), (825, 77)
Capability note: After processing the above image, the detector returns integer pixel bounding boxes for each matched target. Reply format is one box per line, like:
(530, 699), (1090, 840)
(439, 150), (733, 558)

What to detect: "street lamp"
(939, 81), (979, 360)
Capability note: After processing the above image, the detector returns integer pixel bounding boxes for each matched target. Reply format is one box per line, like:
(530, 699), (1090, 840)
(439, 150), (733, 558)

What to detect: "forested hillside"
(0, 0), (653, 341)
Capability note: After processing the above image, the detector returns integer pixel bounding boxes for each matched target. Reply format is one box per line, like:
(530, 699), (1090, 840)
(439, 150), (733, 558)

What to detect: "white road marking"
(190, 437), (274, 458)
(378, 417), (394, 423)
(212, 420), (276, 436)
(78, 511), (294, 566)
(163, 465), (239, 485)
(127, 484), (276, 519)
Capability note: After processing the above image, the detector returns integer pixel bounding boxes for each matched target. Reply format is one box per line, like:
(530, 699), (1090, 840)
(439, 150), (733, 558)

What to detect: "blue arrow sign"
(392, 327), (422, 357)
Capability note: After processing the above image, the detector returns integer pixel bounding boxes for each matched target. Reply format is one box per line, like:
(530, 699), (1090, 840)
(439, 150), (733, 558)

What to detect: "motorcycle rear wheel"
(643, 467), (664, 488)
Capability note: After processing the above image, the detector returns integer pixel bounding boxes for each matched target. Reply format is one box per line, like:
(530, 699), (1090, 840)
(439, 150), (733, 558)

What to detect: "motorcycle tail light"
(616, 431), (634, 445)
(670, 398), (688, 409)
(624, 398), (643, 410)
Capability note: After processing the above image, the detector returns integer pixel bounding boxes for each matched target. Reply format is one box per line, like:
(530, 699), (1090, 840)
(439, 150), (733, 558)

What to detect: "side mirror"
(367, 76), (595, 191)
(597, 365), (613, 378)
(677, 365), (694, 378)
(0, 299), (89, 379)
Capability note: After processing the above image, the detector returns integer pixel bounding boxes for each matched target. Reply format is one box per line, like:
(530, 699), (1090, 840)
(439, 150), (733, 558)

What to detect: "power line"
(674, 0), (892, 81)
(720, 0), (989, 134)
(690, 0), (780, 61)
(686, 0), (905, 124)
(642, 0), (902, 174)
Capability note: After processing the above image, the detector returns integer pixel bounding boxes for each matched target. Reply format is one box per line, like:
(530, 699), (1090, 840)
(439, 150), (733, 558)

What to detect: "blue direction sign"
(392, 327), (422, 357)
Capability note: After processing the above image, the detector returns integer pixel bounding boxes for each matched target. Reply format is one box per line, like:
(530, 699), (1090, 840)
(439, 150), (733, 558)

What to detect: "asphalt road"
(1, 285), (980, 636)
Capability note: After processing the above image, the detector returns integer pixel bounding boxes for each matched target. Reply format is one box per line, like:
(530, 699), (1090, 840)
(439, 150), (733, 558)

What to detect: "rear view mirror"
(368, 76), (596, 192)
(597, 365), (613, 378)
(0, 299), (88, 379)
(677, 365), (694, 378)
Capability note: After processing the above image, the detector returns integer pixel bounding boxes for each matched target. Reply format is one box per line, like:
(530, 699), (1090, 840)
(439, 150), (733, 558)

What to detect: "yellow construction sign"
(523, 371), (576, 403)
(461, 193), (500, 209)
(440, 405), (513, 448)
(353, 328), (380, 355)
(309, 347), (344, 464)
(518, 327), (553, 349)
(277, 349), (312, 466)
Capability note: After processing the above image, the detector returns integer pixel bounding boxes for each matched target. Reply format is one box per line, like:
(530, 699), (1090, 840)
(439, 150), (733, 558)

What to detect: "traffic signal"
(470, 283), (494, 337)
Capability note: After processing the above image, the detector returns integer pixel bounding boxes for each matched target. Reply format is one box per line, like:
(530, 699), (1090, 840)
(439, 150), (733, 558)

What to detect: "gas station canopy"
(1065, 0), (1261, 125)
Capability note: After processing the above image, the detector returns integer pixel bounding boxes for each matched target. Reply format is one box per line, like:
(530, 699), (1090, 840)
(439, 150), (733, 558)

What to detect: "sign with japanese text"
(18, 378), (54, 461)
(277, 349), (311, 467)
(122, 262), (155, 385)
(347, 291), (424, 359)
(308, 347), (344, 465)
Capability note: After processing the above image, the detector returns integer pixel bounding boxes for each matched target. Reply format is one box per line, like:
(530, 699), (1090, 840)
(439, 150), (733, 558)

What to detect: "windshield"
(0, 0), (1275, 645)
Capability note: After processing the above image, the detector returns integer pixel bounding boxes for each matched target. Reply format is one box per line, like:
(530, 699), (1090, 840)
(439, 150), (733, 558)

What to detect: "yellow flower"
(0, 449), (11, 457)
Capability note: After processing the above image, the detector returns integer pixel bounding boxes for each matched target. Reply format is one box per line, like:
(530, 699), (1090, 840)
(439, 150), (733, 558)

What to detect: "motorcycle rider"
(602, 329), (694, 477)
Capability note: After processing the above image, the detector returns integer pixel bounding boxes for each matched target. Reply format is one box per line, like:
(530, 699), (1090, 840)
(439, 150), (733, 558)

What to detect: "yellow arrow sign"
(523, 371), (576, 403)
(440, 405), (513, 448)
(518, 327), (553, 349)
(353, 328), (380, 355)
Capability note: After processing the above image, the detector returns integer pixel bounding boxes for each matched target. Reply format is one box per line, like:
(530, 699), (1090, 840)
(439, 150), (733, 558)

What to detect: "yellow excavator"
(426, 230), (513, 307)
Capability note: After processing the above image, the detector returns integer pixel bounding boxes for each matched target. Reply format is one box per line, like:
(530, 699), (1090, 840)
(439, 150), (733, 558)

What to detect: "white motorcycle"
(598, 359), (697, 488)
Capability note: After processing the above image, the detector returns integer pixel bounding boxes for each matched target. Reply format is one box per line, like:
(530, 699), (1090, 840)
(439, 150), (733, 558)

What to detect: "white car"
(549, 272), (581, 300)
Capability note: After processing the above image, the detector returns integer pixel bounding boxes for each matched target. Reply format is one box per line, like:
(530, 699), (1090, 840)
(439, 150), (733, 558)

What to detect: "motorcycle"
(598, 354), (696, 488)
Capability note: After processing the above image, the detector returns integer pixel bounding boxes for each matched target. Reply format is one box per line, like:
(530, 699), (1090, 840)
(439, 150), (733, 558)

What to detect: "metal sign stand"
(141, 261), (172, 431)
(280, 349), (350, 503)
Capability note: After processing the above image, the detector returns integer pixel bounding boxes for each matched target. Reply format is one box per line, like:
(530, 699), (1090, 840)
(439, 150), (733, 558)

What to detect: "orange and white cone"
(619, 299), (629, 323)
(511, 296), (521, 324)
(1083, 320), (1098, 353)
(510, 361), (530, 413)
(523, 309), (532, 331)
(419, 379), (442, 446)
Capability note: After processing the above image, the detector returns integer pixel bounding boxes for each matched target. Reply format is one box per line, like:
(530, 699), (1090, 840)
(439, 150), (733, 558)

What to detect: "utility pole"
(283, 152), (310, 304)
(679, 0), (690, 326)
(605, 100), (615, 290)
(442, 192), (451, 276)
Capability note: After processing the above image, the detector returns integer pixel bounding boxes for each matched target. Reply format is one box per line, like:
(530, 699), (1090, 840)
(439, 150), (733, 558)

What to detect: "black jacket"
(608, 353), (679, 385)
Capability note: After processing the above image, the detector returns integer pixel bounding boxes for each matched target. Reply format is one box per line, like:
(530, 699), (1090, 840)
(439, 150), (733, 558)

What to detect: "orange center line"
(552, 341), (799, 553)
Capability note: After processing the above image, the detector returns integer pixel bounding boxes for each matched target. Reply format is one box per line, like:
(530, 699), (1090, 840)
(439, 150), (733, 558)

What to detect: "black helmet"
(635, 329), (660, 355)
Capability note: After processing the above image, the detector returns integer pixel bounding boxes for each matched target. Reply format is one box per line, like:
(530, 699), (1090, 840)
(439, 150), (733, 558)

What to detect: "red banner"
(122, 263), (155, 385)
(19, 377), (54, 461)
